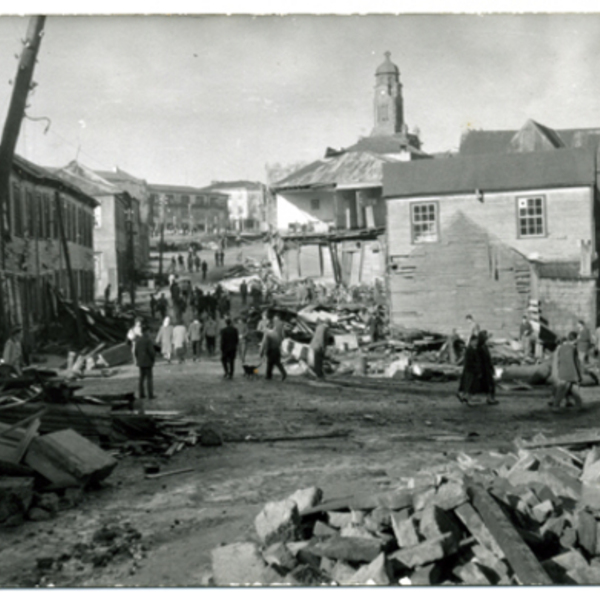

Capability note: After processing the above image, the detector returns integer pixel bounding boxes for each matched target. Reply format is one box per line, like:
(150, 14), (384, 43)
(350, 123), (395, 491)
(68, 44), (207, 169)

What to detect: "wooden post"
(0, 16), (46, 337)
(55, 191), (85, 347)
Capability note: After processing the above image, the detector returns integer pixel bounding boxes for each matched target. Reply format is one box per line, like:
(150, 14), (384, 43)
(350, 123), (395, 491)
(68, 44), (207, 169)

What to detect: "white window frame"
(516, 195), (547, 238)
(410, 201), (439, 244)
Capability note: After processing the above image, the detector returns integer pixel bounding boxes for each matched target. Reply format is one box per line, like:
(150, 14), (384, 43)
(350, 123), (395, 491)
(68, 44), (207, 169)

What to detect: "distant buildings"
(4, 155), (96, 331)
(203, 180), (268, 233)
(147, 183), (229, 235)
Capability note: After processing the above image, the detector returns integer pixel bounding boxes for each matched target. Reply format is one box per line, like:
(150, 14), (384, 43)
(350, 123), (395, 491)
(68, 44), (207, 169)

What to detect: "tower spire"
(371, 52), (404, 136)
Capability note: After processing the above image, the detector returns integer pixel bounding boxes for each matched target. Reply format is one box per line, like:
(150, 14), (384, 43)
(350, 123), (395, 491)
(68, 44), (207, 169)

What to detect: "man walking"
(188, 317), (203, 361)
(134, 323), (156, 414)
(260, 323), (287, 381)
(204, 313), (218, 355)
(201, 260), (208, 281)
(519, 314), (536, 358)
(550, 331), (584, 411)
(220, 317), (239, 379)
(172, 320), (188, 364)
(240, 279), (248, 306)
(577, 319), (592, 366)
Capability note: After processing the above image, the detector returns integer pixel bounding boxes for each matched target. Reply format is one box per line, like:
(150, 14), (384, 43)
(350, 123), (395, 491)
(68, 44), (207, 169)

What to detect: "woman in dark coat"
(457, 331), (497, 406)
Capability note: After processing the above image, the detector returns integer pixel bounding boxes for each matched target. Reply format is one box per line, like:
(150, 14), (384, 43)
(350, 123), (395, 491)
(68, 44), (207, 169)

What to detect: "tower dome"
(375, 51), (399, 76)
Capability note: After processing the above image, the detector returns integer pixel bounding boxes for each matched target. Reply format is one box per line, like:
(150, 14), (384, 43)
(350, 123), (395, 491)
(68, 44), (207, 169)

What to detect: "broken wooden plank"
(522, 431), (600, 450)
(234, 429), (351, 444)
(13, 417), (40, 463)
(144, 467), (194, 480)
(465, 478), (552, 585)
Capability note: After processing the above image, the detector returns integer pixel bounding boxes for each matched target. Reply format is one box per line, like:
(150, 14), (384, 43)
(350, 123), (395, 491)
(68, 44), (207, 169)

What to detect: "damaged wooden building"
(383, 146), (600, 338)
(269, 52), (430, 287)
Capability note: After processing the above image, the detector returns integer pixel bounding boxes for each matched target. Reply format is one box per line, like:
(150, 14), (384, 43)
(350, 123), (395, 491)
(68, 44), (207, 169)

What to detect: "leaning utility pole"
(0, 16), (46, 335)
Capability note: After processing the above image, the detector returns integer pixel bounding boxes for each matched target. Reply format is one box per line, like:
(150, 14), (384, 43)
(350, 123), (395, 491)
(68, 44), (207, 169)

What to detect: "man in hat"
(3, 326), (24, 375)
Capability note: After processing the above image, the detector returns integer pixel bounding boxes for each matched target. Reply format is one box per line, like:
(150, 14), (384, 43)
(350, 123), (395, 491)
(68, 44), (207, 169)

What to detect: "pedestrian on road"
(551, 331), (584, 410)
(177, 254), (184, 272)
(188, 317), (203, 361)
(260, 324), (287, 381)
(204, 314), (218, 355)
(194, 254), (201, 273)
(478, 331), (497, 405)
(104, 283), (111, 307)
(519, 314), (536, 359)
(2, 325), (24, 375)
(187, 253), (193, 273)
(150, 294), (157, 320)
(126, 316), (144, 365)
(465, 314), (480, 341)
(155, 316), (174, 364)
(240, 279), (248, 306)
(201, 260), (208, 281)
(220, 317), (239, 379)
(310, 319), (329, 379)
(457, 335), (482, 406)
(237, 316), (249, 363)
(169, 257), (177, 274)
(173, 321), (187, 364)
(157, 293), (168, 320)
(214, 250), (219, 267)
(220, 250), (225, 267)
(576, 319), (592, 366)
(134, 323), (156, 412)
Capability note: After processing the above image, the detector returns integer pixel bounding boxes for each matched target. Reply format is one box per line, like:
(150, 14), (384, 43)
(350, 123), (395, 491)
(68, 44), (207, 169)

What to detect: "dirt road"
(1, 349), (598, 587)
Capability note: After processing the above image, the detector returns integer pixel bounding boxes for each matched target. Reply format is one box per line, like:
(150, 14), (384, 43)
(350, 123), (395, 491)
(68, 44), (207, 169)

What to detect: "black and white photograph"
(2, 3), (600, 591)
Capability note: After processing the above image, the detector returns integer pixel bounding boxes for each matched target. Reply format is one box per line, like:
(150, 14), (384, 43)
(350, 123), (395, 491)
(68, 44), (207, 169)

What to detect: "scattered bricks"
(390, 509), (420, 548)
(506, 451), (539, 478)
(577, 509), (597, 557)
(211, 542), (284, 586)
(319, 556), (336, 575)
(454, 561), (492, 585)
(310, 536), (384, 563)
(313, 520), (338, 538)
(566, 564), (600, 585)
(36, 493), (60, 516)
(581, 482), (600, 510)
(534, 485), (560, 507)
(471, 543), (510, 584)
(0, 477), (34, 523)
(262, 542), (297, 571)
(531, 500), (554, 524)
(284, 563), (332, 586)
(346, 552), (391, 585)
(296, 546), (321, 570)
(331, 560), (358, 585)
(547, 549), (589, 573)
(340, 525), (377, 540)
(286, 540), (311, 557)
(364, 507), (391, 533)
(559, 527), (578, 550)
(539, 464), (582, 500)
(419, 505), (462, 554)
(409, 562), (444, 585)
(327, 512), (352, 529)
(412, 486), (436, 512)
(540, 515), (566, 541)
(28, 507), (52, 522)
(289, 487), (323, 515)
(370, 488), (414, 511)
(255, 498), (301, 546)
(434, 480), (468, 511)
(389, 533), (452, 569)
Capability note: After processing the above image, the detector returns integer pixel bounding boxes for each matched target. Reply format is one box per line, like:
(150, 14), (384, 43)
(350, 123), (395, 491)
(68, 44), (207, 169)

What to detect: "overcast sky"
(0, 10), (599, 187)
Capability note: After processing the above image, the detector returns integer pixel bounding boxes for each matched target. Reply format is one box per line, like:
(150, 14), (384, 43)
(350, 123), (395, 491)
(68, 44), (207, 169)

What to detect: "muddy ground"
(1, 351), (598, 587)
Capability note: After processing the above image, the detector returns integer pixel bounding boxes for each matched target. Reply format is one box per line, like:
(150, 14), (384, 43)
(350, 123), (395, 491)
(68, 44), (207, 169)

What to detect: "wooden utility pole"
(0, 16), (46, 335)
(55, 191), (86, 348)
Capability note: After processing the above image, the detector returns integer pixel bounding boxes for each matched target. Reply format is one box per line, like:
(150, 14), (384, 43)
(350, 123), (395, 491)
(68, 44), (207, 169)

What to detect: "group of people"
(169, 253), (208, 279)
(455, 313), (596, 411)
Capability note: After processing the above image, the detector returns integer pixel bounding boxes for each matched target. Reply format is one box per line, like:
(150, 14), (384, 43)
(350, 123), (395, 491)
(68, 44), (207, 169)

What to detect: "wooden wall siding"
(388, 212), (532, 338)
(387, 186), (593, 263)
(536, 278), (596, 335)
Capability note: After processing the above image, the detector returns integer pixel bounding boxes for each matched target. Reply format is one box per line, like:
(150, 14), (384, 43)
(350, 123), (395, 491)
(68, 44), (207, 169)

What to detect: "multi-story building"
(96, 167), (150, 271)
(3, 155), (96, 332)
(53, 161), (140, 299)
(147, 183), (229, 235)
(202, 181), (267, 232)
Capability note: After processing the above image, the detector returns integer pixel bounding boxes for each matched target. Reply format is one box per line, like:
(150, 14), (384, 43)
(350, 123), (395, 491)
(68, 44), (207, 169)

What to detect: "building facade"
(147, 183), (229, 235)
(203, 180), (267, 233)
(383, 148), (599, 338)
(2, 155), (96, 333)
(54, 162), (140, 299)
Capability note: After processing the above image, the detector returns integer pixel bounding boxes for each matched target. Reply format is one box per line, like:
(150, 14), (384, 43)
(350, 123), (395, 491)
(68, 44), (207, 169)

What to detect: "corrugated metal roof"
(53, 161), (121, 197)
(273, 151), (401, 190)
(206, 180), (263, 190)
(383, 148), (596, 198)
(148, 183), (228, 197)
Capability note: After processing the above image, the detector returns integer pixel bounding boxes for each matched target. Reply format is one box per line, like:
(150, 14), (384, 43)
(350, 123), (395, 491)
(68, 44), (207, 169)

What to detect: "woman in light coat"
(155, 316), (174, 363)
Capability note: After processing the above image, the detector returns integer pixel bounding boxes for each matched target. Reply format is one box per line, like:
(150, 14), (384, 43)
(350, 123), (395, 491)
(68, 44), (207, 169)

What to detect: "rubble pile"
(210, 431), (600, 586)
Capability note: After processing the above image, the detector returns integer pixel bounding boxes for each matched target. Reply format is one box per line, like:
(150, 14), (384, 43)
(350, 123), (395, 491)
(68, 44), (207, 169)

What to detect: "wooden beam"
(465, 477), (552, 585)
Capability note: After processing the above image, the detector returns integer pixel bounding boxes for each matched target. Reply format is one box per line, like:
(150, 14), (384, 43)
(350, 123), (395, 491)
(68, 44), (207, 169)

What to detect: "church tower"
(371, 51), (405, 137)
